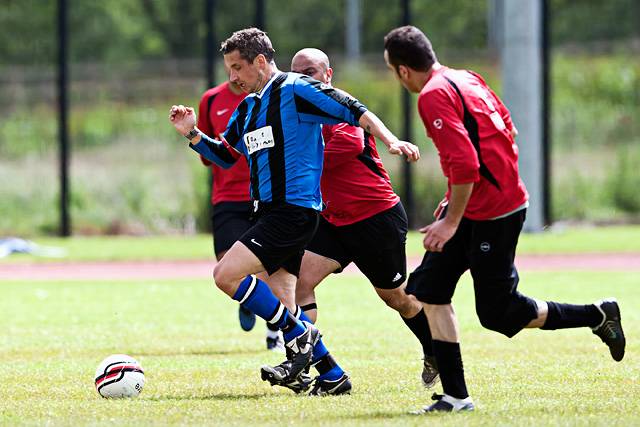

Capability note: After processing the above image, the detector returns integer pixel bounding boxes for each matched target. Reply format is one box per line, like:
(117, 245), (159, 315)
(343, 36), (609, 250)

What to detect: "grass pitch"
(1, 270), (638, 426)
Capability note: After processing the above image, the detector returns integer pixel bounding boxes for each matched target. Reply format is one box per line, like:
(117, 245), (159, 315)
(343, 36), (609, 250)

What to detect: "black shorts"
(211, 201), (253, 259)
(305, 202), (408, 289)
(406, 208), (538, 335)
(239, 202), (319, 277)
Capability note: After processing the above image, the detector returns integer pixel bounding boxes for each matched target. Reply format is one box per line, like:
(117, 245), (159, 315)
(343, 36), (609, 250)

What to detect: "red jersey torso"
(320, 123), (399, 226)
(197, 82), (249, 205)
(418, 66), (528, 220)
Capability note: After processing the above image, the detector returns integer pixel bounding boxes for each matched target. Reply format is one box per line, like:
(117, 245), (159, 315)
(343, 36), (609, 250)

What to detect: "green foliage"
(607, 147), (640, 213)
(552, 54), (640, 150)
(551, 0), (640, 45)
(1, 0), (638, 67)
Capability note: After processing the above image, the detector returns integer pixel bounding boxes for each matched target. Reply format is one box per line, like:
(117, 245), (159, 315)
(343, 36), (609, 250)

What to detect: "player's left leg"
(261, 260), (350, 395)
(296, 216), (349, 323)
(211, 202), (258, 333)
(343, 202), (438, 387)
(406, 214), (475, 413)
(470, 209), (625, 361)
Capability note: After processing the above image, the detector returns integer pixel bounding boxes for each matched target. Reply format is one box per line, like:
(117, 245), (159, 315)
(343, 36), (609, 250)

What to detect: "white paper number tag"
(244, 126), (275, 154)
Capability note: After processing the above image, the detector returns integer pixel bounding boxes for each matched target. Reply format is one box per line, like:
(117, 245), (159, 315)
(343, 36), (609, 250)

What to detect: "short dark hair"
(384, 26), (437, 72)
(220, 28), (276, 63)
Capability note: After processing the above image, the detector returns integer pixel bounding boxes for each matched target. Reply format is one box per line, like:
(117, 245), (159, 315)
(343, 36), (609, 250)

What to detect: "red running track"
(0, 253), (638, 281)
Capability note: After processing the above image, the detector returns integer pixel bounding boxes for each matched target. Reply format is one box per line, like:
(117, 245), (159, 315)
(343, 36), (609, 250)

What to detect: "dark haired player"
(169, 28), (420, 394)
(383, 25), (625, 413)
(197, 77), (283, 352)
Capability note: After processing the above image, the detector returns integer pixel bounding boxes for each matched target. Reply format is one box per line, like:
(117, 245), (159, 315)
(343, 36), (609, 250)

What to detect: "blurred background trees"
(1, 0), (638, 235)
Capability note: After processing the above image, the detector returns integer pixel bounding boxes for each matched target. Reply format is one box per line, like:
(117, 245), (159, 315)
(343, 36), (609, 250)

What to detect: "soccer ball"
(94, 354), (145, 398)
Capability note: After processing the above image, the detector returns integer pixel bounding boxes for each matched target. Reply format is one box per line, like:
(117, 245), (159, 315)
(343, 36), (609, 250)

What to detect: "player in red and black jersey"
(384, 25), (625, 413)
(197, 78), (283, 351)
(290, 48), (437, 391)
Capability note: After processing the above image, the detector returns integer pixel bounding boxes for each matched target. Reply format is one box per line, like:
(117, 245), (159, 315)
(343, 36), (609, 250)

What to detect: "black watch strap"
(184, 128), (200, 141)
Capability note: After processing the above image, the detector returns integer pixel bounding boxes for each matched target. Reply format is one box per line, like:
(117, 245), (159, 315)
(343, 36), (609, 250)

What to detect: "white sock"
(442, 394), (474, 411)
(266, 327), (279, 339)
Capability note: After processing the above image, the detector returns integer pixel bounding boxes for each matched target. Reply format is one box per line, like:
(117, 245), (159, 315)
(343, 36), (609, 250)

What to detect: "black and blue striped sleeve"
(189, 100), (249, 169)
(293, 75), (368, 126)
(189, 133), (240, 169)
(222, 100), (249, 149)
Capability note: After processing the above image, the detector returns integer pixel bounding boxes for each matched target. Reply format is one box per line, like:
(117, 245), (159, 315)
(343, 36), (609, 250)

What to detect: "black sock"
(401, 308), (433, 356)
(266, 322), (279, 332)
(432, 340), (469, 399)
(541, 301), (603, 330)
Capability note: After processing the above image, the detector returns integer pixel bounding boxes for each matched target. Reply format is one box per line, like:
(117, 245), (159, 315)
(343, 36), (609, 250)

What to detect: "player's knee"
(378, 288), (413, 314)
(296, 274), (316, 296)
(476, 298), (535, 338)
(295, 284), (313, 306)
(212, 262), (236, 295)
(476, 308), (506, 334)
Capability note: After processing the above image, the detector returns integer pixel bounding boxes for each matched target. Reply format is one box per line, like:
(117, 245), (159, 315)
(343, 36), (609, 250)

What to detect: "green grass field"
(3, 225), (640, 263)
(1, 258), (638, 425)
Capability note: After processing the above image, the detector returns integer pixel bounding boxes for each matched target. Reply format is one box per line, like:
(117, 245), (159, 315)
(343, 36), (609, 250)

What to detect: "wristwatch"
(184, 128), (200, 141)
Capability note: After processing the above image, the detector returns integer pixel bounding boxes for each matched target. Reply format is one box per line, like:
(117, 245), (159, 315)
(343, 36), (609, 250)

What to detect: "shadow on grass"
(330, 410), (420, 422)
(134, 348), (266, 357)
(146, 391), (276, 401)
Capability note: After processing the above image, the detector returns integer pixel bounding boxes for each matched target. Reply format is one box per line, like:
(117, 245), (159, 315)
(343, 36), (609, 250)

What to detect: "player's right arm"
(358, 111), (419, 161)
(169, 104), (241, 169)
(293, 76), (419, 161)
(417, 87), (480, 251)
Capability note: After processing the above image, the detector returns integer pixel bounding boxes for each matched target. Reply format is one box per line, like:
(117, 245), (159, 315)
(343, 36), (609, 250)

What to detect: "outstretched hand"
(169, 105), (196, 135)
(388, 140), (420, 162)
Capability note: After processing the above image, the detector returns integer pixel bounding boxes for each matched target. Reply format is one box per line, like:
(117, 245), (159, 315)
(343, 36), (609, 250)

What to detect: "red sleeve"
(419, 88), (480, 184)
(322, 124), (364, 170)
(197, 92), (213, 166)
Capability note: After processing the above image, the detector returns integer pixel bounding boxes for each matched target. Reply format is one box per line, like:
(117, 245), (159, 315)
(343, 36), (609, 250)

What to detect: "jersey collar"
(251, 71), (283, 99)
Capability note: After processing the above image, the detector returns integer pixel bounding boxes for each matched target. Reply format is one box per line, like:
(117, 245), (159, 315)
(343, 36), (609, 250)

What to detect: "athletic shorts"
(211, 201), (253, 258)
(406, 208), (538, 335)
(305, 201), (408, 289)
(239, 202), (319, 277)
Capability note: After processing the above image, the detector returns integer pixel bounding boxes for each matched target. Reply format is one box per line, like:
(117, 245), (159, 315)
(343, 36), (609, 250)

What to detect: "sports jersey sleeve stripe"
(189, 134), (239, 169)
(223, 100), (249, 149)
(294, 75), (368, 125)
(294, 95), (346, 124)
(245, 97), (263, 200)
(266, 74), (288, 203)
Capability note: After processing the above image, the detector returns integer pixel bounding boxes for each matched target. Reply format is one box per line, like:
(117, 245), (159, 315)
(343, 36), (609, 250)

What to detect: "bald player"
(289, 48), (438, 392)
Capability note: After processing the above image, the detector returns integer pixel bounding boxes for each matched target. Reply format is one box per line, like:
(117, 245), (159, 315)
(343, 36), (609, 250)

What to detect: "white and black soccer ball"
(94, 354), (145, 398)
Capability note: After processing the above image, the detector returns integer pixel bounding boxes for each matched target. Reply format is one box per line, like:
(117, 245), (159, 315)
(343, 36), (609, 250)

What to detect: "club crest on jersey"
(433, 118), (443, 129)
(244, 126), (275, 154)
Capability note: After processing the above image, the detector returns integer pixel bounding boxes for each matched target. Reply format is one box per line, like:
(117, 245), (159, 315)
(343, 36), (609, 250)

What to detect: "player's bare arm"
(358, 111), (420, 162)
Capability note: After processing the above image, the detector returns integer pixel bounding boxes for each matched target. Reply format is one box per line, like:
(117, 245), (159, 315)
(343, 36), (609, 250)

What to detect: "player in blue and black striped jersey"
(169, 28), (420, 395)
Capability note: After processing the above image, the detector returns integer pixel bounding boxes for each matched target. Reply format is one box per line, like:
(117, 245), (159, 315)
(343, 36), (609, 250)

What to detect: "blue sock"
(233, 275), (305, 341)
(295, 305), (344, 381)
